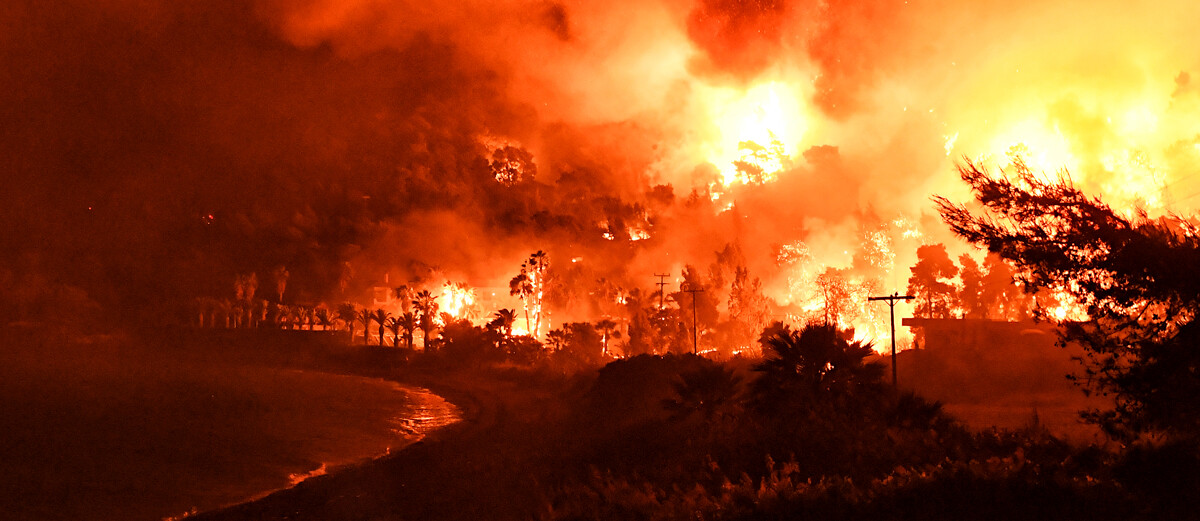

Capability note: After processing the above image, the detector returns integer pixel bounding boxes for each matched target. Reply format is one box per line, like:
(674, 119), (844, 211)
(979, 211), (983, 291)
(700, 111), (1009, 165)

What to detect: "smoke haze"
(4, 0), (1199, 334)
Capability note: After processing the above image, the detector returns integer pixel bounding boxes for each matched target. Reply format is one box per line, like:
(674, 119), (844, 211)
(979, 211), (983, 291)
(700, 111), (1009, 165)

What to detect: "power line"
(868, 292), (915, 386)
(654, 273), (671, 310)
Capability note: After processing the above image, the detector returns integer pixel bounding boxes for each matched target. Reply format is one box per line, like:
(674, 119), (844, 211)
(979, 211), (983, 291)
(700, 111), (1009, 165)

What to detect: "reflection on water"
(287, 462), (327, 486)
(0, 333), (460, 521)
(389, 386), (462, 437)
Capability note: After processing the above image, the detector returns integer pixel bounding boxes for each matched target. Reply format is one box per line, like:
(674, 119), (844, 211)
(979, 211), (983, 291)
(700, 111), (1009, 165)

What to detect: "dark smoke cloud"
(541, 2), (573, 42)
(806, 0), (908, 119)
(685, 0), (789, 81)
(0, 1), (538, 319)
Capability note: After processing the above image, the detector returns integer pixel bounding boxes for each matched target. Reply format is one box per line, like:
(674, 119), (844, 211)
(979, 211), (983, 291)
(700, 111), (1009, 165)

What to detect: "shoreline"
(185, 377), (463, 521)
(183, 340), (500, 521)
(0, 327), (475, 521)
(186, 351), (571, 521)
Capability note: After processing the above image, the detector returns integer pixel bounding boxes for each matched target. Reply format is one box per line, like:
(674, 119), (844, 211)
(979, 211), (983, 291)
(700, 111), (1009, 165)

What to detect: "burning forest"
(6, 0), (1200, 520)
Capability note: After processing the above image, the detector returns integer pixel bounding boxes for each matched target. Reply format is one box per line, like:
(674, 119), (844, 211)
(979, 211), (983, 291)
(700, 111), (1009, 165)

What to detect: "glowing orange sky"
(7, 0), (1200, 348)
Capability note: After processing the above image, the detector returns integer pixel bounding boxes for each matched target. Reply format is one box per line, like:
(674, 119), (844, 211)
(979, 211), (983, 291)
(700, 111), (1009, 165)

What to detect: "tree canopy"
(935, 157), (1200, 442)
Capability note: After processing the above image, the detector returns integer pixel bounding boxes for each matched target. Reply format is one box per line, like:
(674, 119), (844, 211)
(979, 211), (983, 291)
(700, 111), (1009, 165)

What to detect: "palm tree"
(194, 297), (217, 328)
(526, 251), (549, 336)
(357, 308), (373, 344)
(384, 317), (403, 348)
(234, 273), (258, 327)
(371, 309), (390, 347)
(277, 304), (293, 329)
(272, 265), (289, 303)
(509, 273), (532, 335)
(294, 305), (309, 330)
(399, 311), (417, 350)
(412, 290), (439, 350)
(216, 299), (233, 328)
(489, 308), (516, 335)
(252, 299), (268, 329)
(304, 306), (316, 330)
(545, 328), (569, 352)
(337, 303), (358, 341)
(393, 285), (412, 312)
(752, 323), (883, 399)
(663, 364), (743, 420)
(232, 300), (248, 328)
(595, 318), (620, 357)
(509, 251), (549, 338)
(315, 307), (333, 331)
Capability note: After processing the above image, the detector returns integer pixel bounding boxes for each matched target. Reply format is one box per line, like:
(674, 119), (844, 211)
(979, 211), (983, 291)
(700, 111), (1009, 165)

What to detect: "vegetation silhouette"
(937, 157), (1200, 516)
(412, 290), (439, 351)
(751, 322), (884, 401)
(936, 158), (1200, 443)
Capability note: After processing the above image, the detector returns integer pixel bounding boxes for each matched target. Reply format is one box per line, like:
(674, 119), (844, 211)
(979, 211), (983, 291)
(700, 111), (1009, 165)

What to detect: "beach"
(0, 328), (459, 521)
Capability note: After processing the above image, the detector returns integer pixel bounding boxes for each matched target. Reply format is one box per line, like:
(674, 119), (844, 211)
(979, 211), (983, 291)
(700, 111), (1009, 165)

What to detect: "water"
(0, 331), (459, 521)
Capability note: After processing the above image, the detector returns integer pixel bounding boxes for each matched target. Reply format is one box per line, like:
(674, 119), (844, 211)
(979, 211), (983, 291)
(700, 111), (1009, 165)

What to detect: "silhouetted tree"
(907, 244), (960, 318)
(814, 267), (852, 326)
(372, 309), (389, 347)
(216, 299), (233, 328)
(545, 328), (569, 352)
(440, 318), (500, 365)
(489, 308), (516, 352)
(490, 308), (516, 337)
(936, 157), (1200, 441)
(668, 266), (719, 348)
(509, 251), (549, 337)
(490, 145), (537, 186)
(509, 271), (532, 335)
(303, 305), (316, 330)
(356, 308), (372, 345)
(234, 273), (258, 327)
(507, 335), (546, 365)
(195, 297), (219, 328)
(595, 317), (620, 357)
(384, 316), (403, 348)
(271, 265), (289, 303)
(752, 322), (884, 408)
(663, 364), (743, 421)
(336, 303), (357, 341)
(982, 253), (1031, 320)
(728, 265), (771, 351)
(398, 311), (417, 350)
(958, 254), (988, 319)
(393, 285), (412, 312)
(315, 307), (333, 331)
(548, 322), (604, 370)
(412, 290), (439, 350)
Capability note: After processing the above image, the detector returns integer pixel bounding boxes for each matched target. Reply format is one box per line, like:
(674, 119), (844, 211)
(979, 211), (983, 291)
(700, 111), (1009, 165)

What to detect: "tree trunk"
(523, 306), (531, 337)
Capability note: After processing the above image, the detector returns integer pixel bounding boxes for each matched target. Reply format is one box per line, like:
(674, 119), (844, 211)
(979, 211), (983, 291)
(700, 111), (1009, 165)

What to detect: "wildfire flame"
(699, 81), (806, 187)
(441, 281), (476, 319)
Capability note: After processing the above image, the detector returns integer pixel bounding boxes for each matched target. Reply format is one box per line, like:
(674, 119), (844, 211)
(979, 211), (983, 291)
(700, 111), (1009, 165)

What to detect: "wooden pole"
(868, 292), (915, 386)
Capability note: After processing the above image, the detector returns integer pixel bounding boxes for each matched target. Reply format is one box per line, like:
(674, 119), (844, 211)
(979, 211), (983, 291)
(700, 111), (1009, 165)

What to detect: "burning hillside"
(3, 1), (1198, 354)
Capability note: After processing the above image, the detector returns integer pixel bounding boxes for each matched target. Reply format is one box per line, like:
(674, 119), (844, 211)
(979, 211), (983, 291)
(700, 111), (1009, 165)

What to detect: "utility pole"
(682, 284), (704, 354)
(654, 273), (670, 310)
(868, 292), (915, 386)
